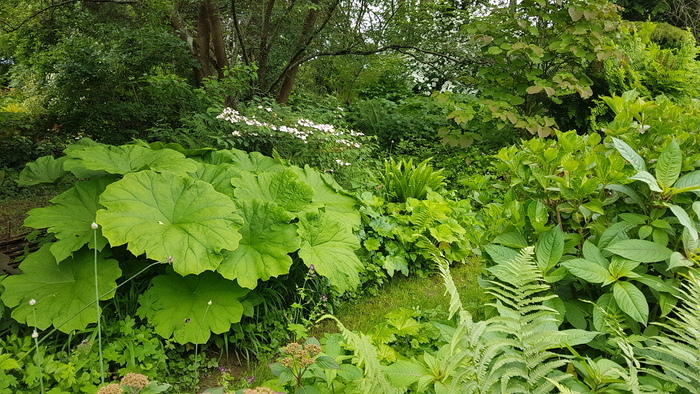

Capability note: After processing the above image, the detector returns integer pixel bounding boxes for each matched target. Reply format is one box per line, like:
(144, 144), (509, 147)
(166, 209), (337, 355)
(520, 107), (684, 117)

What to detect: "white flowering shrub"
(214, 101), (375, 186)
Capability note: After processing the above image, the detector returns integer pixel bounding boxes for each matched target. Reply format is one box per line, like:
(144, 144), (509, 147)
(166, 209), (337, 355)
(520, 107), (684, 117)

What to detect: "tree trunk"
(207, 0), (229, 79)
(194, 0), (212, 84)
(257, 0), (276, 91)
(275, 0), (320, 103)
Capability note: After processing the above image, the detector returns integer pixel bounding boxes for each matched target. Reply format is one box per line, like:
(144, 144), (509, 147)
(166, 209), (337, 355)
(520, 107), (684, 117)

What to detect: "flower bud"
(29, 299), (36, 306)
(91, 222), (99, 230)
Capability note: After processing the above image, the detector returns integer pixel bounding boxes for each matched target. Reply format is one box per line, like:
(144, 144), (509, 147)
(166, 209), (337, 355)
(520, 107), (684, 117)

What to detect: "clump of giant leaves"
(0, 139), (363, 344)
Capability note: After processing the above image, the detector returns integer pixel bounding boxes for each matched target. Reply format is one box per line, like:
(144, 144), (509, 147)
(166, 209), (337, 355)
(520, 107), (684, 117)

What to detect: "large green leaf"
(383, 360), (431, 388)
(24, 177), (114, 262)
(536, 227), (564, 272)
(189, 162), (240, 199)
(597, 222), (635, 249)
(69, 144), (197, 176)
(233, 169), (314, 213)
(137, 271), (248, 344)
(655, 139), (682, 190)
(297, 210), (363, 293)
(672, 170), (700, 194)
(582, 240), (608, 268)
(97, 171), (242, 275)
(612, 137), (646, 172)
(630, 171), (662, 192)
(217, 199), (300, 289)
(203, 149), (284, 173)
(0, 245), (121, 333)
(561, 259), (610, 284)
(17, 156), (68, 186)
(492, 232), (527, 248)
(605, 239), (673, 262)
(292, 165), (360, 226)
(605, 184), (645, 208)
(666, 203), (698, 242)
(613, 281), (648, 324)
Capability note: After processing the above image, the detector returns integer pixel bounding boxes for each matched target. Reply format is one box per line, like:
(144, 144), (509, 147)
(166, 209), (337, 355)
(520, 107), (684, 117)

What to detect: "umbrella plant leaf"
(68, 144), (197, 176)
(137, 271), (249, 344)
(233, 169), (314, 213)
(17, 155), (68, 186)
(96, 171), (243, 275)
(0, 244), (121, 333)
(217, 199), (300, 289)
(189, 162), (240, 199)
(298, 210), (363, 292)
(292, 165), (360, 226)
(24, 177), (115, 263)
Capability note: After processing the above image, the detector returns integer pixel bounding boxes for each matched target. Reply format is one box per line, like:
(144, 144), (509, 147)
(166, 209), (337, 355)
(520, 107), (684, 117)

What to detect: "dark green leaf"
(613, 281), (648, 324)
(605, 240), (673, 262)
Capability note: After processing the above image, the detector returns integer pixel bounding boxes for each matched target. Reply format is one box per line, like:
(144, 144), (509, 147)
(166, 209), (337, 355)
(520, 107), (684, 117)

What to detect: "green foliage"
(356, 189), (475, 290)
(380, 158), (445, 203)
(641, 270), (700, 392)
(442, 0), (622, 138)
(0, 315), (213, 393)
(3, 140), (365, 346)
(604, 21), (700, 100)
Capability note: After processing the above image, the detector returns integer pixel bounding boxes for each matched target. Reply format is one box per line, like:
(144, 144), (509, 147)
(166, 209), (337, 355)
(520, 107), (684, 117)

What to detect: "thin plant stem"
(31, 305), (45, 394)
(194, 300), (213, 376)
(92, 225), (105, 385)
(18, 259), (166, 367)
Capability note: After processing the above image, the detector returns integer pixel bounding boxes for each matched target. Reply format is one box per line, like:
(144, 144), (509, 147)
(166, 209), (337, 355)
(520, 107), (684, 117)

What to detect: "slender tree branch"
(230, 0), (250, 65)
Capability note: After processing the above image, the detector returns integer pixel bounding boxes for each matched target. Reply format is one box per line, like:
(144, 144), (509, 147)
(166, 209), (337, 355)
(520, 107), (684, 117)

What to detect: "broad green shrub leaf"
(492, 232), (527, 248)
(17, 156), (68, 186)
(667, 203), (698, 242)
(298, 210), (363, 293)
(233, 169), (314, 213)
(655, 139), (682, 190)
(672, 170), (700, 194)
(383, 360), (430, 388)
(597, 222), (635, 249)
(69, 144), (197, 176)
(137, 271), (248, 344)
(536, 227), (564, 272)
(217, 199), (300, 289)
(483, 244), (518, 264)
(562, 259), (609, 283)
(292, 165), (360, 226)
(582, 240), (608, 268)
(1, 245), (121, 333)
(97, 171), (242, 275)
(189, 162), (240, 199)
(24, 177), (114, 262)
(605, 240), (673, 262)
(605, 184), (645, 208)
(612, 137), (646, 172)
(613, 281), (648, 324)
(630, 171), (662, 192)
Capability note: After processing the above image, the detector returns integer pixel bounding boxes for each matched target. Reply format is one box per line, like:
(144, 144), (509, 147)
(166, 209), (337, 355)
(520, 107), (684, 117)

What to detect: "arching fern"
(640, 270), (700, 392)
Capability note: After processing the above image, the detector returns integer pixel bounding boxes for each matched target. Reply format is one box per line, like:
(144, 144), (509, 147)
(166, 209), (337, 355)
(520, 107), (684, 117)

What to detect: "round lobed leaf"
(96, 170), (243, 275)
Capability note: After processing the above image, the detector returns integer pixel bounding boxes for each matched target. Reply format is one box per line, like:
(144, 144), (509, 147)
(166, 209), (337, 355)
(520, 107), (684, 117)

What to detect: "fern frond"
(317, 315), (399, 394)
(641, 270), (700, 391)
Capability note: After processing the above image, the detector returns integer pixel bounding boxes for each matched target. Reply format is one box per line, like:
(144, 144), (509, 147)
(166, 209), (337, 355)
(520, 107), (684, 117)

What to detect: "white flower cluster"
(335, 159), (351, 166)
(217, 107), (363, 147)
